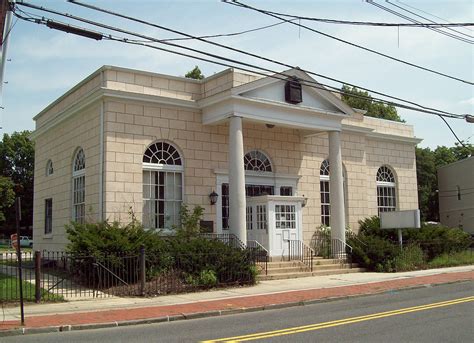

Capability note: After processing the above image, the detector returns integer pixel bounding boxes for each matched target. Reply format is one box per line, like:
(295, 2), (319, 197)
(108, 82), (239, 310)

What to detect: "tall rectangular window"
(45, 198), (52, 235)
(73, 175), (85, 224)
(143, 170), (182, 230)
(320, 180), (330, 226)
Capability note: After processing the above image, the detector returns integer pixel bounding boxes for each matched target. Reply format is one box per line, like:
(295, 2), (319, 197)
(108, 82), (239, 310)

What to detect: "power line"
(225, 0), (474, 85)
(64, 0), (469, 119)
(439, 191), (474, 198)
(12, 7), (465, 121)
(368, 1), (473, 44)
(396, 0), (474, 35)
(13, 12), (471, 147)
(160, 19), (298, 42)
(12, 3), (472, 147)
(239, 2), (474, 28)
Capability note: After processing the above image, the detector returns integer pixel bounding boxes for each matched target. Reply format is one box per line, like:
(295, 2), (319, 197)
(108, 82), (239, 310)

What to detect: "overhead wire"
(236, 2), (474, 28)
(396, 0), (473, 33)
(11, 6), (465, 121)
(225, 0), (474, 85)
(11, 2), (471, 145)
(368, 1), (473, 44)
(64, 0), (470, 119)
(393, 0), (473, 39)
(159, 18), (298, 42)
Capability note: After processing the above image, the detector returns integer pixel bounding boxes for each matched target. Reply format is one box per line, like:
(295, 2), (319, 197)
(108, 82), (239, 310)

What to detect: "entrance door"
(271, 204), (299, 258)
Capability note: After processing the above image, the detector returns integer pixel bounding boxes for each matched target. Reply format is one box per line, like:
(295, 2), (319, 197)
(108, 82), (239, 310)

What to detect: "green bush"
(352, 216), (472, 272)
(393, 245), (425, 272)
(349, 235), (399, 272)
(65, 205), (256, 288)
(403, 224), (471, 259)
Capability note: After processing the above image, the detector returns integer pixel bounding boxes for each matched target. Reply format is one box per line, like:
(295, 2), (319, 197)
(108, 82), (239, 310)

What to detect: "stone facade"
(32, 66), (420, 251)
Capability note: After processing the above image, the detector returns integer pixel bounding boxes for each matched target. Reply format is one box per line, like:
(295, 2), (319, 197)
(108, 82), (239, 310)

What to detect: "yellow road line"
(202, 295), (474, 343)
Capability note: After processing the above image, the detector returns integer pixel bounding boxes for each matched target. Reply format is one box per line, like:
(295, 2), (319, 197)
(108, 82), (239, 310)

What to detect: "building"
(31, 66), (421, 254)
(438, 156), (474, 234)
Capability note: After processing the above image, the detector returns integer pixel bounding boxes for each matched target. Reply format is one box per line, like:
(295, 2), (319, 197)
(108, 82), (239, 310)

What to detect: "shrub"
(65, 205), (256, 288)
(393, 245), (425, 272)
(403, 224), (471, 259)
(349, 235), (399, 272)
(199, 269), (218, 287)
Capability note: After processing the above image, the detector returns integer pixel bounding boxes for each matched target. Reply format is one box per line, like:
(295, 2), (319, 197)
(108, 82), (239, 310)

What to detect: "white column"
(329, 131), (346, 257)
(228, 116), (247, 245)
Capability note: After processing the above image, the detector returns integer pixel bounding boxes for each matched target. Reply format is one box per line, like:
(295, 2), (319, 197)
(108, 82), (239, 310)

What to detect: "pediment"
(233, 69), (356, 116)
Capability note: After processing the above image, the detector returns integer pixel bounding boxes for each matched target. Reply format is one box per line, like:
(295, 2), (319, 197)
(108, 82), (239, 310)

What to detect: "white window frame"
(376, 166), (397, 215)
(319, 159), (348, 227)
(46, 160), (54, 176)
(142, 142), (184, 231)
(72, 148), (86, 224)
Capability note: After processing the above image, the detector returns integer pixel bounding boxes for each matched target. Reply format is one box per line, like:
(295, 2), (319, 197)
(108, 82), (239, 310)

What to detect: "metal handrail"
(247, 240), (269, 275)
(247, 240), (269, 254)
(287, 239), (315, 272)
(199, 233), (247, 250)
(331, 238), (353, 268)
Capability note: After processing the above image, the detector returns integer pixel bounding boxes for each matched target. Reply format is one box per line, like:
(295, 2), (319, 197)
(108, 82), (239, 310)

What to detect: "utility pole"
(0, 0), (13, 105)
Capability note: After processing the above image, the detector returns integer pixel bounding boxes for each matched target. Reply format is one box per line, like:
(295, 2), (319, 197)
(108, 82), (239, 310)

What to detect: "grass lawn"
(427, 250), (474, 268)
(0, 273), (64, 302)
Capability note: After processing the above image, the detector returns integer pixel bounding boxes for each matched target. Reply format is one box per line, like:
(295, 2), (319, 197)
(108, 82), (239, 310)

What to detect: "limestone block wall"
(33, 104), (101, 251)
(365, 138), (418, 216)
(103, 67), (201, 101)
(35, 73), (101, 128)
(102, 99), (220, 224)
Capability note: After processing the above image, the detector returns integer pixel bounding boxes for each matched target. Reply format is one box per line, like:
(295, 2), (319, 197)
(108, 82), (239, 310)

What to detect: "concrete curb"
(0, 278), (471, 338)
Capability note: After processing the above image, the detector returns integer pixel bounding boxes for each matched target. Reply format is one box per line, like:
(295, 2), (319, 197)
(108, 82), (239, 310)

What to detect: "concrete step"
(257, 267), (365, 281)
(265, 263), (360, 275)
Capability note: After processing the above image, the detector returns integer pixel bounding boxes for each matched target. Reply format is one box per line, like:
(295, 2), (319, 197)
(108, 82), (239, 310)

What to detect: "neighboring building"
(438, 157), (474, 234)
(31, 66), (421, 254)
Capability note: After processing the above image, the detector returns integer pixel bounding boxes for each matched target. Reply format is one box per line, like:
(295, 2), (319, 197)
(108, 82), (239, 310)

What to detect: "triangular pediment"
(233, 69), (356, 116)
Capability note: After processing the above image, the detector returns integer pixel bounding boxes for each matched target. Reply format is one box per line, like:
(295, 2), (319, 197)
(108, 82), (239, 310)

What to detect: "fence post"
(139, 245), (146, 296)
(34, 251), (41, 303)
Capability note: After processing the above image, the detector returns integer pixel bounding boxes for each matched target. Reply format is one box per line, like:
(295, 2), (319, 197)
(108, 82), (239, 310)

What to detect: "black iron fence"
(1, 238), (262, 303)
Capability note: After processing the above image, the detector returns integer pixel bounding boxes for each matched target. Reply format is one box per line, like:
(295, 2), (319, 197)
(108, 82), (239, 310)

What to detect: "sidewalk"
(1, 265), (473, 336)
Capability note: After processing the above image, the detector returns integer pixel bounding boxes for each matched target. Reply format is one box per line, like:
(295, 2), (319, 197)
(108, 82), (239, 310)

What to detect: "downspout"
(98, 70), (105, 221)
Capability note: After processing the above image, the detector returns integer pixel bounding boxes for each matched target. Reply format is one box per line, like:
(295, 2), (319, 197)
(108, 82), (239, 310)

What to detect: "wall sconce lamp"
(302, 195), (308, 208)
(209, 190), (219, 205)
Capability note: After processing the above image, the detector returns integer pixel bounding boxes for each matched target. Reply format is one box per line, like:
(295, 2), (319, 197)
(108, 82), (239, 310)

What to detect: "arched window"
(244, 150), (272, 172)
(143, 141), (183, 230)
(46, 160), (54, 176)
(376, 166), (397, 214)
(319, 159), (347, 227)
(72, 148), (85, 224)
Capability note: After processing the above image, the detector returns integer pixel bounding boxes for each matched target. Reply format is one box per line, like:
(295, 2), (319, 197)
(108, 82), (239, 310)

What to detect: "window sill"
(43, 234), (53, 239)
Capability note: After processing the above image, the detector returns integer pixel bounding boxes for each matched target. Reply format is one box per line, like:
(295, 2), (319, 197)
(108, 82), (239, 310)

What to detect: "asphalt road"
(3, 281), (473, 343)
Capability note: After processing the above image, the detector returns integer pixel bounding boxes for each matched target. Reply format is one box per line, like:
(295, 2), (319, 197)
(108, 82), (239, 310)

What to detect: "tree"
(415, 147), (438, 221)
(341, 85), (404, 122)
(0, 176), (15, 222)
(185, 66), (204, 80)
(0, 131), (35, 233)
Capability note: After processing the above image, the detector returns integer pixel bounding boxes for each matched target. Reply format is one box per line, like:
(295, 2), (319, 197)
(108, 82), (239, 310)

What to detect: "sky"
(1, 0), (473, 149)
